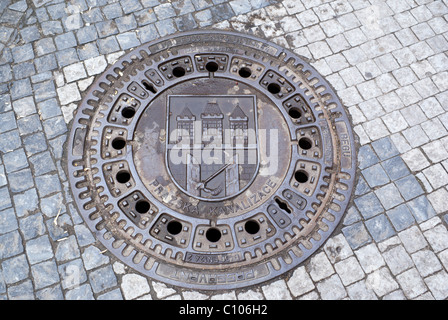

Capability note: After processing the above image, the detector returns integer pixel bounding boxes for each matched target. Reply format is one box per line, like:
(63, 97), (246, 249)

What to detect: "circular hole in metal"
(299, 138), (313, 150)
(206, 228), (222, 242)
(172, 67), (186, 78)
(116, 171), (131, 184)
(268, 83), (281, 94)
(288, 107), (302, 119)
(111, 137), (126, 150)
(294, 170), (309, 183)
(135, 200), (150, 213)
(121, 107), (136, 118)
(167, 221), (183, 235)
(238, 67), (252, 78)
(206, 61), (219, 73)
(244, 220), (260, 235)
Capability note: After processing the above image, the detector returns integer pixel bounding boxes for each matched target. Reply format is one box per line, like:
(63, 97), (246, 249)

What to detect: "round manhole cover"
(67, 30), (357, 290)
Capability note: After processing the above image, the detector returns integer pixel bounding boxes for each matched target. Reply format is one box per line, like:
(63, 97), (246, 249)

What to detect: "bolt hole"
(206, 61), (219, 73)
(294, 170), (309, 183)
(142, 80), (157, 94)
(275, 198), (291, 214)
(172, 66), (186, 78)
(116, 171), (131, 184)
(299, 138), (313, 150)
(121, 107), (136, 118)
(268, 83), (281, 94)
(244, 220), (260, 234)
(288, 107), (302, 119)
(206, 228), (222, 242)
(135, 200), (150, 214)
(111, 137), (126, 150)
(238, 67), (252, 78)
(167, 221), (183, 235)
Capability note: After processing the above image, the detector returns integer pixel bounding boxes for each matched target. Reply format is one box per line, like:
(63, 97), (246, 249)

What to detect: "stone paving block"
(357, 144), (379, 170)
(23, 132), (48, 156)
(261, 279), (292, 300)
(97, 288), (124, 300)
(386, 204), (415, 232)
(17, 114), (43, 136)
(0, 208), (18, 235)
(365, 267), (399, 297)
(88, 265), (118, 294)
(55, 235), (80, 262)
(424, 271), (448, 300)
(34, 54), (58, 73)
(307, 251), (334, 282)
(423, 224), (448, 253)
(323, 233), (353, 264)
(365, 214), (396, 242)
(82, 246), (110, 270)
(8, 169), (34, 193)
(354, 176), (370, 196)
(78, 42), (100, 61)
(82, 7), (103, 24)
(155, 18), (177, 36)
(401, 148), (430, 172)
(412, 249), (443, 278)
(381, 156), (410, 181)
(7, 280), (34, 300)
(355, 243), (385, 274)
(35, 173), (62, 198)
(65, 283), (94, 300)
(102, 2), (123, 20)
(427, 188), (448, 214)
(407, 195), (436, 223)
(116, 31), (140, 50)
(394, 174), (425, 201)
(29, 151), (56, 176)
(63, 62), (87, 83)
(55, 48), (80, 68)
(375, 183), (404, 210)
(31, 259), (60, 290)
(382, 245), (414, 276)
(342, 221), (372, 250)
(74, 224), (95, 247)
(343, 205), (362, 225)
(286, 266), (315, 297)
(334, 256), (365, 286)
(346, 280), (378, 300)
(399, 226), (428, 254)
(423, 164), (448, 190)
(3, 148), (29, 173)
(396, 268), (428, 299)
(121, 273), (150, 300)
(354, 192), (384, 219)
(36, 285), (64, 300)
(26, 235), (54, 265)
(316, 274), (347, 300)
(19, 213), (46, 241)
(1, 254), (29, 285)
(11, 43), (34, 63)
(58, 258), (87, 290)
(76, 25), (98, 45)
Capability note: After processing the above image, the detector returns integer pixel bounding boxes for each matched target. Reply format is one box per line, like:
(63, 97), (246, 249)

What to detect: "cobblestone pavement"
(0, 0), (447, 300)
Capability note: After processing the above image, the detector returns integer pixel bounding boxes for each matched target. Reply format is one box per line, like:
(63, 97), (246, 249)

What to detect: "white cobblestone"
(355, 243), (385, 274)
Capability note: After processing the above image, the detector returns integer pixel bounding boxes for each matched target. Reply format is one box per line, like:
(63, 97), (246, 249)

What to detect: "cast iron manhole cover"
(67, 31), (357, 290)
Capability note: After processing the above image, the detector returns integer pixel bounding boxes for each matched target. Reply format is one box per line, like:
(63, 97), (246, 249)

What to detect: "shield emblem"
(166, 95), (259, 201)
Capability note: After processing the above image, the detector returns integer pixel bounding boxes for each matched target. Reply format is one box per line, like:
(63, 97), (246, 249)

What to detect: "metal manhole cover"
(67, 30), (357, 290)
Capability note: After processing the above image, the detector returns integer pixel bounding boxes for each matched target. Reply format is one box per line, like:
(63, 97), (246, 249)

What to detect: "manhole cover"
(67, 31), (357, 290)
